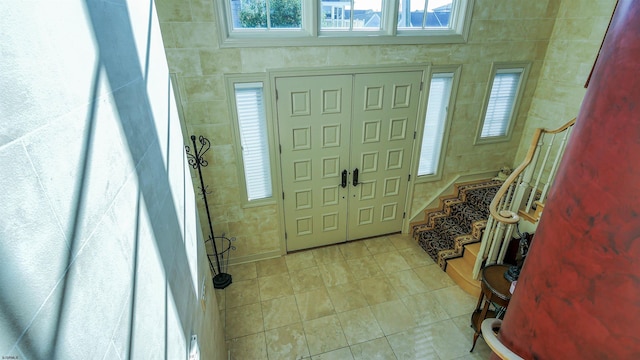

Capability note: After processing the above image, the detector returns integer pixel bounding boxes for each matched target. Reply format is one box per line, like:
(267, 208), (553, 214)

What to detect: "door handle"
(352, 168), (359, 187)
(341, 169), (348, 188)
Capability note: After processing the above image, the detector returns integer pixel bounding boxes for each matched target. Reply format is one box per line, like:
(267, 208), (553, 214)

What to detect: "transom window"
(216, 0), (474, 47)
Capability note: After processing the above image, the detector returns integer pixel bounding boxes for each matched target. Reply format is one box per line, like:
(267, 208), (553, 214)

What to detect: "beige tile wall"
(155, 0), (609, 262)
(2, 0), (227, 358)
(515, 0), (617, 161)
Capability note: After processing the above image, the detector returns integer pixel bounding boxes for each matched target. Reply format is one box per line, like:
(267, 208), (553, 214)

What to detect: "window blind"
(418, 73), (453, 176)
(480, 70), (523, 138)
(234, 82), (272, 201)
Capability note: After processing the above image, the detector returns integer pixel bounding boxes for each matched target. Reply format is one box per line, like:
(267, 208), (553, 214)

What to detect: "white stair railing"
(472, 119), (576, 279)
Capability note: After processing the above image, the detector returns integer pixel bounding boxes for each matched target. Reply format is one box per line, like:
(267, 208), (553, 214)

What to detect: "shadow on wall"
(0, 0), (212, 358)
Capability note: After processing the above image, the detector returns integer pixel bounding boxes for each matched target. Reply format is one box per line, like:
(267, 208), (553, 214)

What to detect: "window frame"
(226, 74), (278, 207)
(414, 65), (461, 183)
(475, 62), (531, 145)
(215, 0), (475, 48)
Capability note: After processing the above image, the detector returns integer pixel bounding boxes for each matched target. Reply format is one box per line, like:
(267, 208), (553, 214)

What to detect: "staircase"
(472, 118), (576, 279)
(411, 179), (502, 296)
(412, 119), (577, 296)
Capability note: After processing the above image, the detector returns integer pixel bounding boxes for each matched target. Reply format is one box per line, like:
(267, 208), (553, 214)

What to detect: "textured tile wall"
(0, 0), (225, 359)
(156, 0), (609, 261)
(515, 0), (617, 161)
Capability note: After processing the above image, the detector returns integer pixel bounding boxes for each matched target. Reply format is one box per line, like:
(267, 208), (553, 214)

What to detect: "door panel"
(276, 70), (423, 251)
(348, 71), (422, 239)
(276, 75), (353, 251)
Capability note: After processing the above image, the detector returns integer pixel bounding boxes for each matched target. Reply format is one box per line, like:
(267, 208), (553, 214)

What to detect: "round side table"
(470, 264), (512, 352)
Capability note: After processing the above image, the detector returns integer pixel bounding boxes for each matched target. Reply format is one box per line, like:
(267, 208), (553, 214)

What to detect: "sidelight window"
(232, 81), (274, 202)
(418, 72), (454, 176)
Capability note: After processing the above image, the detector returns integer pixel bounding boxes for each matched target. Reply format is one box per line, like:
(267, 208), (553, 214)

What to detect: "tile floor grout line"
(291, 280), (313, 360)
(225, 234), (493, 359)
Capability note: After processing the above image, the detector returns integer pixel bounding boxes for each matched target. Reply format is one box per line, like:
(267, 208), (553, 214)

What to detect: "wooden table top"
(482, 264), (513, 302)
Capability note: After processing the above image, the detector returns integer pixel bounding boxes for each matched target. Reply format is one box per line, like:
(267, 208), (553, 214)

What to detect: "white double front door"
(276, 70), (423, 251)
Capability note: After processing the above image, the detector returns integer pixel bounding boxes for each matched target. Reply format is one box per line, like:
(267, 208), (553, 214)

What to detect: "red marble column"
(495, 0), (640, 358)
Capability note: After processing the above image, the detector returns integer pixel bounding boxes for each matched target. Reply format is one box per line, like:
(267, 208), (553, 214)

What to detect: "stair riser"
(463, 248), (477, 268)
(446, 260), (481, 298)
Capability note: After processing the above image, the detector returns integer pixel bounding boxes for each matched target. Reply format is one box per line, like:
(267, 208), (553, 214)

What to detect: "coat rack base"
(213, 272), (232, 289)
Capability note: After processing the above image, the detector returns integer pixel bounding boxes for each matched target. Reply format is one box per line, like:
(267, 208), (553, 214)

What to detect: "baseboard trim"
(227, 250), (282, 266)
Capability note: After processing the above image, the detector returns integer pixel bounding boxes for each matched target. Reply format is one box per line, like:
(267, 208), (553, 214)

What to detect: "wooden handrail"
(546, 118), (576, 134)
(489, 118), (576, 223)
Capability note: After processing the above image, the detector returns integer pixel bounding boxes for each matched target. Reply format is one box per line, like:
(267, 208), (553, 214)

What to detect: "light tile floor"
(217, 233), (494, 360)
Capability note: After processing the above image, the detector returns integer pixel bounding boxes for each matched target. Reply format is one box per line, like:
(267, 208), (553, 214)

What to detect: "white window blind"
(418, 73), (453, 176)
(480, 69), (523, 138)
(234, 82), (272, 201)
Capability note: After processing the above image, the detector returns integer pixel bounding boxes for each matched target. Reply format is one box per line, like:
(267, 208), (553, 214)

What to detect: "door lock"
(352, 168), (359, 187)
(340, 169), (348, 188)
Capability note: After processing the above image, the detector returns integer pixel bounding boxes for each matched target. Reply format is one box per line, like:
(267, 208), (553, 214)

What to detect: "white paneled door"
(276, 71), (423, 251)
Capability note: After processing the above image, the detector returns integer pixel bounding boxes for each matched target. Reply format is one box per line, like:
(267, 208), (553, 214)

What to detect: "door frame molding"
(268, 64), (431, 254)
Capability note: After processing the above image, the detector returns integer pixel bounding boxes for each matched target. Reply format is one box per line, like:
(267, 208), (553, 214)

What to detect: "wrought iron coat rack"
(185, 135), (233, 289)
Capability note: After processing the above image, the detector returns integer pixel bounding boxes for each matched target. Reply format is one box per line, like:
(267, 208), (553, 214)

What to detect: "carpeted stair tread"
(465, 186), (499, 211)
(449, 203), (488, 232)
(438, 217), (467, 238)
(417, 232), (447, 263)
(412, 179), (502, 271)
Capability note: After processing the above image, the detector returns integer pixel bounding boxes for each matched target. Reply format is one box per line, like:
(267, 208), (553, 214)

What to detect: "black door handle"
(353, 168), (359, 187)
(341, 169), (348, 188)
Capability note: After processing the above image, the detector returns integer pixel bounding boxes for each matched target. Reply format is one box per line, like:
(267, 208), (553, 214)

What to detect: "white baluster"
(497, 223), (516, 264)
(540, 126), (573, 201)
(488, 210), (519, 264)
(505, 181), (517, 213)
(473, 216), (495, 279)
(487, 220), (506, 264)
(526, 132), (556, 212)
(513, 137), (543, 214)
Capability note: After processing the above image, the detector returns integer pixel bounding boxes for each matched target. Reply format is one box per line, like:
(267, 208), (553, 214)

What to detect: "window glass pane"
(480, 70), (523, 138)
(234, 83), (273, 201)
(269, 0), (302, 28)
(352, 0), (383, 30)
(321, 1), (349, 29)
(418, 73), (453, 176)
(232, 0), (267, 29)
(231, 0), (302, 30)
(321, 0), (383, 31)
(397, 0), (453, 29)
